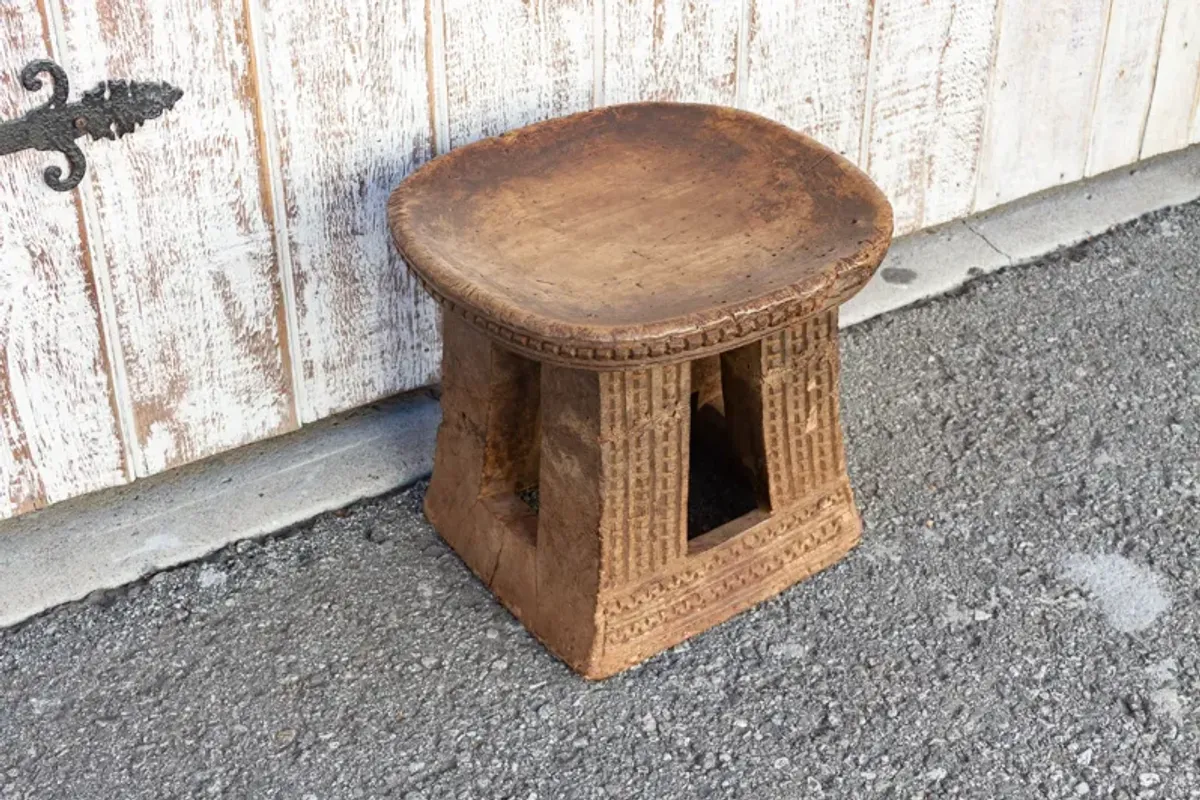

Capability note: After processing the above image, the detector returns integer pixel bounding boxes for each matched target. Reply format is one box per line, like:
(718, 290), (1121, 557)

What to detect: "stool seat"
(389, 103), (891, 368)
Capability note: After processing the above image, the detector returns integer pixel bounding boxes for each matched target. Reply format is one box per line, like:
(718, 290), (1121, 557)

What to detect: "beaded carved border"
(599, 483), (857, 647)
(401, 257), (875, 369)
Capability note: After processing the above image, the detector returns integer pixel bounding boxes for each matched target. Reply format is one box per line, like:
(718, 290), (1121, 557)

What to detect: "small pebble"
(197, 566), (226, 590)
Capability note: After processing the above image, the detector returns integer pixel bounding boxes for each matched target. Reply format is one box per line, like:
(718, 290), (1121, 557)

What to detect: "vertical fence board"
(975, 0), (1110, 210)
(52, 0), (296, 475)
(863, 0), (999, 233)
(4, 0), (1195, 521)
(1086, 0), (1169, 175)
(741, 0), (874, 159)
(603, 0), (740, 105)
(0, 1), (128, 519)
(442, 0), (595, 148)
(254, 0), (440, 421)
(1142, 0), (1200, 157)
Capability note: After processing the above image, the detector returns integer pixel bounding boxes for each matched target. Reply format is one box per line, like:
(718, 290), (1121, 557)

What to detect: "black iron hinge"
(0, 60), (182, 192)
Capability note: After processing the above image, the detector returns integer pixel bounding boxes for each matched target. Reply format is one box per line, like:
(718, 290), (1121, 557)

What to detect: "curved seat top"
(389, 102), (892, 369)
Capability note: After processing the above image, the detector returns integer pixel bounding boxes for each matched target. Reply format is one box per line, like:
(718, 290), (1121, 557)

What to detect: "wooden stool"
(388, 103), (892, 678)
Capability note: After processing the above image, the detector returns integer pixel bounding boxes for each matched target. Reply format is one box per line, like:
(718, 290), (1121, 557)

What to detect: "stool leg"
(535, 361), (692, 675)
(549, 319), (857, 677)
(720, 309), (848, 510)
(425, 315), (541, 612)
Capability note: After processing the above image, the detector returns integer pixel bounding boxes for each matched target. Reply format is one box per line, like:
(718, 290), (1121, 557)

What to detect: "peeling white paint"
(4, 0), (1200, 521)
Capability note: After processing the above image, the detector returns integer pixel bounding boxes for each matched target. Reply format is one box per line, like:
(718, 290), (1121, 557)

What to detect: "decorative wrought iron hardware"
(0, 60), (182, 192)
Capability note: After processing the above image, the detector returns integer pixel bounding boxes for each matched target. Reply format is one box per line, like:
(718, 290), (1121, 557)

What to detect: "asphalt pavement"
(2, 202), (1198, 799)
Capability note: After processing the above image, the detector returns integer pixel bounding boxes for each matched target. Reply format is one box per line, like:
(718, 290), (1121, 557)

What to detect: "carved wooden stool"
(388, 103), (892, 678)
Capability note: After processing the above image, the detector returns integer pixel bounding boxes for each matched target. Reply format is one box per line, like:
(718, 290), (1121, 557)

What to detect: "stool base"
(426, 313), (861, 679)
(428, 479), (859, 679)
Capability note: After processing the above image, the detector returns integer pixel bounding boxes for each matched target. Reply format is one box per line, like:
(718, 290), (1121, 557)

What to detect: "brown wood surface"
(390, 103), (892, 370)
(426, 313), (865, 678)
(0, 0), (128, 518)
(410, 102), (890, 677)
(721, 310), (844, 510)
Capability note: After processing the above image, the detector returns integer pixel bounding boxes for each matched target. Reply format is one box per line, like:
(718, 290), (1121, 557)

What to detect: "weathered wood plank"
(863, 0), (1000, 233)
(1141, 0), (1200, 158)
(603, 0), (740, 105)
(0, 1), (128, 519)
(52, 0), (297, 475)
(1087, 0), (1169, 175)
(442, 0), (595, 148)
(254, 0), (440, 421)
(975, 0), (1110, 210)
(741, 0), (874, 159)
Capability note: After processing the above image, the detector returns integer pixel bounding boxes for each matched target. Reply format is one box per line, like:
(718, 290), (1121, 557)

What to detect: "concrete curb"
(1, 145), (1197, 628)
(841, 145), (1200, 326)
(0, 392), (440, 627)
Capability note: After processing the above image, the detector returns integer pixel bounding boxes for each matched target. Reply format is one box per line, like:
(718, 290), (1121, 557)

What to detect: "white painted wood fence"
(1, 0), (1197, 519)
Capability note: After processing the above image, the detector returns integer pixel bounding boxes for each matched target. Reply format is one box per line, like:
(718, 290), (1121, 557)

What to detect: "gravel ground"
(2, 202), (1199, 800)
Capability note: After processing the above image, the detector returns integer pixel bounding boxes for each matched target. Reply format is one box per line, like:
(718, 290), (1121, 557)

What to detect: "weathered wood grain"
(3, 0), (1190, 524)
(253, 0), (440, 421)
(389, 103), (892, 369)
(441, 0), (595, 148)
(1087, 0), (1170, 175)
(1141, 0), (1200, 158)
(603, 0), (740, 105)
(404, 105), (889, 676)
(51, 0), (297, 475)
(0, 1), (128, 519)
(863, 0), (1000, 233)
(975, 0), (1111, 210)
(741, 0), (874, 158)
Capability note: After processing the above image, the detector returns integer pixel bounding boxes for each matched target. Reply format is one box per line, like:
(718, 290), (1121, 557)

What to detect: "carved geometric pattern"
(597, 364), (691, 590)
(600, 483), (855, 648)
(760, 309), (845, 508)
(404, 265), (873, 370)
(424, 310), (865, 679)
(397, 103), (892, 678)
